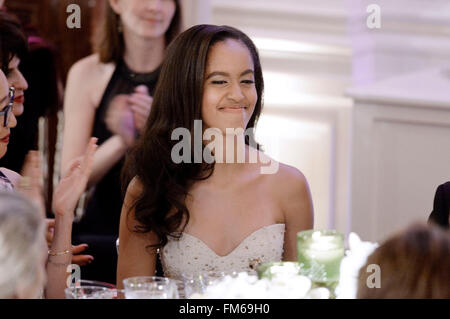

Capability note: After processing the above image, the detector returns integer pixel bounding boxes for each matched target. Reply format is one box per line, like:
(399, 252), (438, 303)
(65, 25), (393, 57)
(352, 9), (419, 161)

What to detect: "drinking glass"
(76, 279), (116, 289)
(180, 272), (222, 298)
(65, 286), (117, 299)
(123, 276), (179, 299)
(65, 279), (119, 299)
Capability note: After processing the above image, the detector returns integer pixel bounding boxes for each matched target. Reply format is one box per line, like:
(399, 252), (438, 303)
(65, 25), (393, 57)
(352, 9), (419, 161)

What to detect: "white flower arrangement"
(189, 268), (329, 299)
(335, 233), (379, 299)
(189, 232), (378, 299)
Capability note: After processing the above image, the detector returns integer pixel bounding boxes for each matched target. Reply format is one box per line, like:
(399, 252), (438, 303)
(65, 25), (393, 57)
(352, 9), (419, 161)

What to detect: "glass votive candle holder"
(297, 229), (345, 284)
(256, 262), (301, 280)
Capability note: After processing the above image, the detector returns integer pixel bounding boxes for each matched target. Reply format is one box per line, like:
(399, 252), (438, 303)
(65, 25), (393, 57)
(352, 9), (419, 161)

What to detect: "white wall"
(183, 0), (450, 243)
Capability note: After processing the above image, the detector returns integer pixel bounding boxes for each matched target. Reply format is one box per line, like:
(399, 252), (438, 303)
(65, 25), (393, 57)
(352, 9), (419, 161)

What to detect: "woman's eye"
(241, 80), (255, 84)
(211, 80), (227, 85)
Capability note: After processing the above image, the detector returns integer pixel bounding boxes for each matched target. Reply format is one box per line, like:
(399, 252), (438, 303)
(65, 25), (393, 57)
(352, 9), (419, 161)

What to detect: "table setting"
(65, 230), (378, 299)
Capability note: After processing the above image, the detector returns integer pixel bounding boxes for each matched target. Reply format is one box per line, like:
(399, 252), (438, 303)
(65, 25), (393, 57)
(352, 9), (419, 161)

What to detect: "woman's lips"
(0, 134), (10, 143)
(143, 18), (162, 24)
(14, 95), (24, 104)
(219, 106), (247, 113)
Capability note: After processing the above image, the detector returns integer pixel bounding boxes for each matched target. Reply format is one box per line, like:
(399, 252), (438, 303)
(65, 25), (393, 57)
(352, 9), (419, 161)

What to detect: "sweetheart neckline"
(180, 223), (285, 258)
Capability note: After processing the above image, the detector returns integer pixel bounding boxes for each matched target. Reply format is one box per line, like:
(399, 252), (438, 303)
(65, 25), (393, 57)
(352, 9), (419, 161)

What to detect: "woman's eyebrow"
(205, 69), (254, 80)
(205, 71), (228, 80)
(241, 69), (254, 76)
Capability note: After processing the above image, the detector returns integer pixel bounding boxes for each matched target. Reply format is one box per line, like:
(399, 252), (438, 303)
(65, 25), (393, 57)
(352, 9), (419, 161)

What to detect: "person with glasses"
(0, 87), (14, 124)
(0, 11), (30, 174)
(0, 11), (28, 118)
(0, 84), (18, 191)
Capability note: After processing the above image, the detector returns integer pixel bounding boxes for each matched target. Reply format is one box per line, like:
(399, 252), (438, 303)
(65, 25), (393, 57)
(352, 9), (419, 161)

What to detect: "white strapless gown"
(160, 224), (285, 281)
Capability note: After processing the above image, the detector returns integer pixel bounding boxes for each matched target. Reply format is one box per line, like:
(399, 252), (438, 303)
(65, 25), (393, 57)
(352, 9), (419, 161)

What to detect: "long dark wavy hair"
(123, 24), (264, 248)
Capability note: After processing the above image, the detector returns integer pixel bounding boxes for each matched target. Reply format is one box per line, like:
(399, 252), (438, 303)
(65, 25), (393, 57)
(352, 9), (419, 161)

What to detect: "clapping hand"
(105, 94), (136, 147)
(105, 85), (152, 146)
(52, 137), (97, 217)
(128, 85), (152, 133)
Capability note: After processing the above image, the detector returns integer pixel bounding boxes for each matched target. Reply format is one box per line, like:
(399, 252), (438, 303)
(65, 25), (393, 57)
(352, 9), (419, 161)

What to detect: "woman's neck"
(122, 30), (166, 73)
(209, 136), (251, 182)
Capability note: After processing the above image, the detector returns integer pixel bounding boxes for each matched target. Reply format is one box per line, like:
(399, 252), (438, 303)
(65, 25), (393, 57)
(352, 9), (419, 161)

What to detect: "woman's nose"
(11, 69), (28, 92)
(227, 82), (245, 102)
(146, 0), (163, 11)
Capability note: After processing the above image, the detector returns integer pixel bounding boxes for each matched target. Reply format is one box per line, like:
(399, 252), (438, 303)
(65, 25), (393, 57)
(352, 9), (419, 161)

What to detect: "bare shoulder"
(0, 168), (21, 186)
(268, 162), (310, 205)
(67, 54), (115, 92)
(66, 54), (115, 101)
(256, 150), (308, 193)
(273, 162), (309, 192)
(256, 152), (313, 225)
(127, 176), (144, 197)
(68, 54), (111, 79)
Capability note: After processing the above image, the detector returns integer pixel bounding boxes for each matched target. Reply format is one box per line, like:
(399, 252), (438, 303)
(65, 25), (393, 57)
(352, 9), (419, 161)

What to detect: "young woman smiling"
(117, 25), (314, 288)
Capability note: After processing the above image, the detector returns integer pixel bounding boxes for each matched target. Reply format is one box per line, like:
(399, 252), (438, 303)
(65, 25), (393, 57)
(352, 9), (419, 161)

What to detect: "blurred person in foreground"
(0, 192), (47, 298)
(357, 223), (450, 299)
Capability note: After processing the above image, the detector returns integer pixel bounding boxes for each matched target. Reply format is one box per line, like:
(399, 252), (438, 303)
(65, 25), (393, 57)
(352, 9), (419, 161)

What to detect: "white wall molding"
(349, 0), (450, 84)
(349, 66), (450, 242)
(212, 0), (351, 46)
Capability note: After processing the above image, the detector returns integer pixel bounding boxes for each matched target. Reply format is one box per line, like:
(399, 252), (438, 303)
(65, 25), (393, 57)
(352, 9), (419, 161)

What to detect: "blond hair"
(0, 192), (46, 298)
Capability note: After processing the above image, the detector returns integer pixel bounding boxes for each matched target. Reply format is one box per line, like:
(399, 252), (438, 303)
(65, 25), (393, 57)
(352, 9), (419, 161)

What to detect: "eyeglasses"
(0, 87), (15, 127)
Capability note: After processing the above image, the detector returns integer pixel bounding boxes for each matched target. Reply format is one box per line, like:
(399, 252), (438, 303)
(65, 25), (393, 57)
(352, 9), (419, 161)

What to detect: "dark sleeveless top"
(74, 59), (161, 236)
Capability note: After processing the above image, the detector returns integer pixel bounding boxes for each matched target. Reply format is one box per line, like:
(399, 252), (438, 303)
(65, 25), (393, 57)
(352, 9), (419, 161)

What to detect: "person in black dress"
(61, 0), (182, 284)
